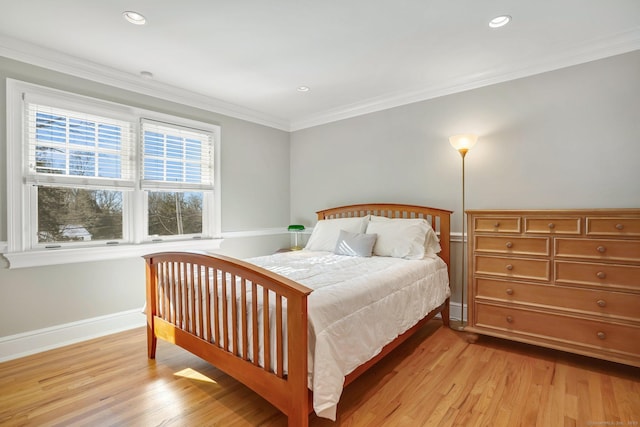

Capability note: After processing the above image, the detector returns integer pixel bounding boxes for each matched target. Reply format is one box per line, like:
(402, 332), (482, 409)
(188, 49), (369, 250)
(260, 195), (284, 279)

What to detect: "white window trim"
(5, 79), (222, 268)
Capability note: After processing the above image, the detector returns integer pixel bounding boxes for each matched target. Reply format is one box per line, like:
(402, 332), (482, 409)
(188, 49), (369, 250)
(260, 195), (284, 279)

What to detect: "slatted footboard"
(144, 251), (313, 427)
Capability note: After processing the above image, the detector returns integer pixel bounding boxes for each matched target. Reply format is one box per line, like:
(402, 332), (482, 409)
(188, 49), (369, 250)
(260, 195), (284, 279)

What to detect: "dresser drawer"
(475, 255), (550, 282)
(475, 236), (550, 256)
(475, 278), (640, 321)
(524, 217), (581, 235)
(555, 261), (640, 291)
(555, 238), (640, 263)
(475, 303), (640, 356)
(473, 217), (521, 233)
(586, 217), (640, 237)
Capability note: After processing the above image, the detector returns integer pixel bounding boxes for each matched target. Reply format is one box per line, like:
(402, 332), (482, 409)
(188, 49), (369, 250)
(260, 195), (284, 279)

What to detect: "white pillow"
(367, 216), (441, 258)
(305, 216), (369, 252)
(370, 216), (441, 255)
(423, 226), (442, 256)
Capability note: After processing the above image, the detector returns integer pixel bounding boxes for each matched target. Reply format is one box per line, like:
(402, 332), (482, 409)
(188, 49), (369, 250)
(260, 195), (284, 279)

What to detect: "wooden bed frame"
(144, 203), (452, 426)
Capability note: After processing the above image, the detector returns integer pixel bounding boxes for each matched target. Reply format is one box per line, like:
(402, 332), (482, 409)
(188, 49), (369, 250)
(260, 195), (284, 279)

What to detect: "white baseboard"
(0, 308), (146, 363)
(432, 301), (465, 323)
(449, 301), (466, 322)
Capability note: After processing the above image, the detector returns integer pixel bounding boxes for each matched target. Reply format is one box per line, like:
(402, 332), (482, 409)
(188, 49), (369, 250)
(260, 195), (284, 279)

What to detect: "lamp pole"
(448, 134), (477, 331)
(458, 148), (468, 330)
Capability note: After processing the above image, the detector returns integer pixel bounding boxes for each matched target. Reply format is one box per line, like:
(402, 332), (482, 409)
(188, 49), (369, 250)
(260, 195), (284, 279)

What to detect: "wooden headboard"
(316, 203), (452, 271)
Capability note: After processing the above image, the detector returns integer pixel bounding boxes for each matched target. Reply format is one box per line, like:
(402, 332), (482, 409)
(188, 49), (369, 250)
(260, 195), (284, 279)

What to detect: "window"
(6, 80), (221, 268)
(27, 103), (134, 246)
(141, 120), (214, 240)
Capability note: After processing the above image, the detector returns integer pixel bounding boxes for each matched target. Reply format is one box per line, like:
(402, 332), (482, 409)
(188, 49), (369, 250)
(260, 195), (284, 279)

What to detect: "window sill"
(3, 239), (224, 269)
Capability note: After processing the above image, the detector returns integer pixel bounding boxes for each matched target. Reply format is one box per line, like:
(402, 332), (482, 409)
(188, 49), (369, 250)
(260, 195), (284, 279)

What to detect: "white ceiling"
(1, 1), (639, 131)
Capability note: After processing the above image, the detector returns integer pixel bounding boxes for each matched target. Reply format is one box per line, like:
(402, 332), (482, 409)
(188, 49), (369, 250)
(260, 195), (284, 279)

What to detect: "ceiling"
(1, 1), (639, 131)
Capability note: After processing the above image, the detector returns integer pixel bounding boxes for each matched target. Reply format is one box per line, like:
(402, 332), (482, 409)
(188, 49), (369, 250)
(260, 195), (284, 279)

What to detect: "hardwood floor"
(1, 321), (638, 426)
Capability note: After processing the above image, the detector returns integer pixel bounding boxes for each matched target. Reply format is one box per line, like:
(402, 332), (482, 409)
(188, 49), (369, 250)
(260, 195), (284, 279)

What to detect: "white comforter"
(248, 250), (450, 420)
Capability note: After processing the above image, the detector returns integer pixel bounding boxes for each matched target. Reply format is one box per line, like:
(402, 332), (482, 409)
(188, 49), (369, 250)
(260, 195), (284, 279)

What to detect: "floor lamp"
(449, 134), (478, 331)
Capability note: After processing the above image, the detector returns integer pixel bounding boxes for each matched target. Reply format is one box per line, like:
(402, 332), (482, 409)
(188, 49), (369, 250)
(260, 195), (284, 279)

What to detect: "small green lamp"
(287, 224), (306, 250)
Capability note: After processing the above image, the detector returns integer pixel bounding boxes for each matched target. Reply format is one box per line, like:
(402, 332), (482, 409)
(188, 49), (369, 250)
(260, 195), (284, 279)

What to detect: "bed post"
(438, 211), (451, 273)
(286, 287), (310, 427)
(145, 256), (157, 359)
(437, 211), (451, 327)
(441, 298), (451, 326)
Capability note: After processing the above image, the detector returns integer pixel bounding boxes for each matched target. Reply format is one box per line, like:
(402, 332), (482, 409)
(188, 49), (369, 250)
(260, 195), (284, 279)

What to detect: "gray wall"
(0, 57), (291, 337)
(2, 50), (639, 339)
(290, 51), (640, 302)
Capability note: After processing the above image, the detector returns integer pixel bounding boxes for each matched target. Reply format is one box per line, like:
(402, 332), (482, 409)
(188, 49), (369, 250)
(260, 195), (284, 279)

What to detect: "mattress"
(248, 250), (450, 420)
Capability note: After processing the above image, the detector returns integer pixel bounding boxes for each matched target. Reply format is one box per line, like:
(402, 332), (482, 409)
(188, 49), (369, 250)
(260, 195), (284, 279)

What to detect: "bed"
(144, 203), (452, 426)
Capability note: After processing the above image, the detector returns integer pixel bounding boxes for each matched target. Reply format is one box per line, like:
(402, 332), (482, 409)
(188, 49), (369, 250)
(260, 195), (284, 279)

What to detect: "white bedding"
(248, 250), (450, 420)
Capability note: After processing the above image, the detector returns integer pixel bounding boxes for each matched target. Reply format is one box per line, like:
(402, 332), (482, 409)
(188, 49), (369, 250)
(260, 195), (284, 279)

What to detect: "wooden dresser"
(465, 209), (640, 367)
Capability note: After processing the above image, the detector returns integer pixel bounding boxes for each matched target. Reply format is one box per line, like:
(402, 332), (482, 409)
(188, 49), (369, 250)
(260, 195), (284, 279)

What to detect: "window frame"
(5, 79), (222, 268)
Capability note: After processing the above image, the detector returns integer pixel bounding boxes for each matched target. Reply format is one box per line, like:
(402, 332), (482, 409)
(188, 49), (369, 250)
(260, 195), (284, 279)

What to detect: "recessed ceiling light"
(297, 86), (310, 92)
(123, 11), (146, 25)
(489, 15), (511, 28)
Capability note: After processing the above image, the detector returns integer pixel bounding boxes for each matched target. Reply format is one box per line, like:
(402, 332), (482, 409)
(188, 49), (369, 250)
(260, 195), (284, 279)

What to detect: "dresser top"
(466, 208), (640, 215)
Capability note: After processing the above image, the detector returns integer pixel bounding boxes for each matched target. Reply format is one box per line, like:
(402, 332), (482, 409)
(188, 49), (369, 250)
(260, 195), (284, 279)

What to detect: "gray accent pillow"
(334, 229), (377, 257)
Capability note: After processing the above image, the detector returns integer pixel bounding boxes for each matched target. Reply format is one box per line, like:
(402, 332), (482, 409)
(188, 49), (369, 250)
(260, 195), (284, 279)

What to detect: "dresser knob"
(506, 242), (513, 249)
(494, 222), (500, 227)
(597, 299), (606, 307)
(596, 271), (606, 279)
(506, 264), (514, 271)
(596, 246), (606, 253)
(506, 288), (514, 295)
(597, 331), (606, 340)
(615, 223), (624, 230)
(506, 316), (514, 323)
(548, 223), (555, 229)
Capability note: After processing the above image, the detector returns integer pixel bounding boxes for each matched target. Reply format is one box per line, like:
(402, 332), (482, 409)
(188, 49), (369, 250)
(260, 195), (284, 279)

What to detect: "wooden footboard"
(144, 251), (313, 427)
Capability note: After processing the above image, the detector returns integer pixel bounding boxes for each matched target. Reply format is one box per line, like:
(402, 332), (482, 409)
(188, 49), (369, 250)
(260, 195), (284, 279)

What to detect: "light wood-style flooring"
(1, 321), (638, 426)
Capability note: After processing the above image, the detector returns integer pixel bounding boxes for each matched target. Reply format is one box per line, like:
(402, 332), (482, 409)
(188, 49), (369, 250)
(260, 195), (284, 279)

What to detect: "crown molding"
(0, 35), (290, 131)
(289, 28), (640, 131)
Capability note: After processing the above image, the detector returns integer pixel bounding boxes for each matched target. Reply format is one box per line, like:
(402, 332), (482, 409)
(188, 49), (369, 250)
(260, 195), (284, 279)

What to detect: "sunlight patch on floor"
(174, 367), (217, 384)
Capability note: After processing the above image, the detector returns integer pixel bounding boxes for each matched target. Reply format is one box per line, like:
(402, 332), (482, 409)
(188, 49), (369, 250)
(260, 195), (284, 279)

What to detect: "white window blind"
(25, 102), (135, 189)
(141, 119), (214, 191)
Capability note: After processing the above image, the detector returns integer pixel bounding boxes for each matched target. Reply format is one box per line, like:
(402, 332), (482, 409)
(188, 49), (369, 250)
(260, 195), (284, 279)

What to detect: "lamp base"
(448, 319), (466, 331)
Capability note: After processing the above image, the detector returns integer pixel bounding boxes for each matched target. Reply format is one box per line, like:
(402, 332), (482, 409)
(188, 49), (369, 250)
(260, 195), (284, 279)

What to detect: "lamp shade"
(449, 134), (478, 152)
